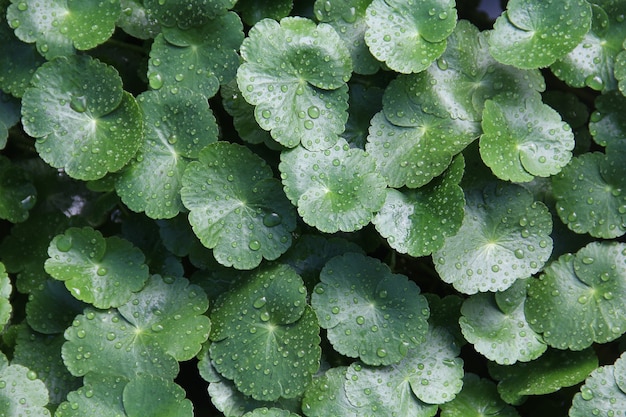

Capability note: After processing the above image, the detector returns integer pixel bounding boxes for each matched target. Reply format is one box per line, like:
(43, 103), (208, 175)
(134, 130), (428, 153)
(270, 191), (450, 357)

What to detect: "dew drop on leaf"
(56, 236), (73, 252)
(263, 212), (282, 227)
(70, 96), (88, 113)
(253, 296), (267, 309)
(249, 240), (261, 251)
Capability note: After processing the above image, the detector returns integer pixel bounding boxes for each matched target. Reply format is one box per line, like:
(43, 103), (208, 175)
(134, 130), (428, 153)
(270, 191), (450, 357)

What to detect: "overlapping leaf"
(364, 0), (457, 74)
(0, 21), (45, 97)
(302, 366), (363, 417)
(372, 155), (464, 257)
(237, 17), (352, 150)
(433, 182), (553, 294)
(280, 139), (386, 233)
(22, 55), (143, 181)
(570, 353), (626, 417)
(525, 241), (626, 350)
(488, 0), (592, 69)
(116, 0), (161, 40)
(55, 374), (127, 417)
(144, 0), (236, 28)
(0, 91), (20, 148)
(124, 375), (193, 417)
(0, 155), (37, 223)
(0, 263), (11, 330)
(116, 88), (218, 219)
(210, 264), (320, 401)
(589, 91), (626, 147)
(439, 373), (520, 417)
(181, 142), (296, 270)
(147, 12), (244, 98)
(45, 227), (149, 309)
(552, 144), (626, 239)
(312, 253), (429, 365)
(479, 92), (574, 182)
(0, 362), (50, 417)
(235, 0), (293, 26)
(25, 279), (86, 334)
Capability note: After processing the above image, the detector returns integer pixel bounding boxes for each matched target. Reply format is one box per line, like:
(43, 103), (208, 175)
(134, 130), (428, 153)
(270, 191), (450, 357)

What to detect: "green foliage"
(1, 1), (626, 416)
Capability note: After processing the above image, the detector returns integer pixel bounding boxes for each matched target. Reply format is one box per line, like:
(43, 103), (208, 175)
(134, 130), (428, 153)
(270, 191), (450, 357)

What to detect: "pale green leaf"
(0, 363), (50, 417)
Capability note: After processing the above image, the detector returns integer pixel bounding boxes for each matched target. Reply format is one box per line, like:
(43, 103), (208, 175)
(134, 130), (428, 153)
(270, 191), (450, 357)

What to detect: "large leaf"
(488, 0), (592, 69)
(479, 92), (574, 182)
(181, 142), (297, 270)
(433, 182), (553, 294)
(210, 263), (320, 401)
(279, 139), (386, 233)
(22, 55), (143, 181)
(570, 353), (626, 417)
(44, 227), (149, 309)
(525, 241), (626, 350)
(364, 0), (457, 74)
(0, 363), (50, 417)
(312, 253), (429, 365)
(237, 17), (352, 150)
(302, 366), (364, 417)
(439, 373), (520, 417)
(116, 88), (218, 219)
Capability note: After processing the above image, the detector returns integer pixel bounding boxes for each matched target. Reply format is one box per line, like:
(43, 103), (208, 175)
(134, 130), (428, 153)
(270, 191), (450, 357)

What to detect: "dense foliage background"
(1, 0), (626, 416)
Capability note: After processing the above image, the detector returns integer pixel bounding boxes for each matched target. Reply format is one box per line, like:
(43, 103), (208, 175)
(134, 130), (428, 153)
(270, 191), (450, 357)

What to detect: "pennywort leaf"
(237, 17), (352, 150)
(55, 374), (127, 417)
(525, 241), (626, 350)
(372, 155), (465, 257)
(312, 253), (430, 365)
(570, 358), (626, 417)
(0, 155), (37, 223)
(116, 0), (161, 40)
(181, 142), (297, 270)
(364, 0), (457, 74)
(433, 182), (553, 294)
(144, 0), (236, 28)
(22, 55), (143, 181)
(115, 88), (218, 219)
(123, 375), (193, 417)
(0, 363), (50, 417)
(25, 279), (86, 334)
(302, 366), (363, 417)
(0, 263), (11, 331)
(479, 91), (575, 182)
(45, 227), (150, 309)
(0, 21), (45, 97)
(242, 408), (300, 417)
(589, 91), (626, 148)
(209, 263), (320, 401)
(0, 92), (20, 148)
(487, 0), (592, 69)
(280, 139), (386, 233)
(439, 373), (520, 417)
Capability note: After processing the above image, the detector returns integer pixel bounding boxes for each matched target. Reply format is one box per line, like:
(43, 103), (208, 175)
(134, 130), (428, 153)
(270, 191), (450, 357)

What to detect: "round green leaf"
(551, 2), (626, 92)
(433, 182), (553, 294)
(210, 263), (320, 401)
(26, 279), (86, 334)
(144, 0), (236, 28)
(302, 366), (363, 417)
(22, 55), (143, 181)
(0, 363), (50, 417)
(589, 91), (626, 147)
(312, 253), (430, 366)
(147, 13), (244, 98)
(372, 155), (465, 257)
(45, 227), (150, 309)
(570, 359), (626, 417)
(279, 139), (386, 233)
(439, 373), (520, 417)
(488, 0), (592, 69)
(0, 155), (37, 223)
(488, 348), (598, 405)
(235, 0), (293, 26)
(0, 21), (45, 97)
(314, 0), (380, 75)
(55, 374), (127, 417)
(479, 92), (574, 182)
(237, 17), (352, 150)
(0, 263), (11, 331)
(383, 21), (545, 123)
(459, 279), (546, 365)
(552, 147), (626, 239)
(116, 88), (218, 219)
(7, 0), (119, 58)
(116, 0), (161, 40)
(345, 326), (463, 408)
(364, 0), (457, 74)
(123, 375), (193, 417)
(366, 110), (478, 188)
(181, 142), (296, 270)
(221, 80), (273, 146)
(12, 326), (81, 405)
(525, 241), (626, 350)
(242, 408), (300, 417)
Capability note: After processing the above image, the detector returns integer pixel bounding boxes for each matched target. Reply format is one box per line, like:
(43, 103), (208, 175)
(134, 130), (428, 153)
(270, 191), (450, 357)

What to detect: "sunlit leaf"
(302, 366), (364, 417)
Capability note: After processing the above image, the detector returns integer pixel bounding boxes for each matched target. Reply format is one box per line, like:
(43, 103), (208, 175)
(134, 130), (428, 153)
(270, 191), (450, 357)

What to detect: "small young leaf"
(364, 0), (457, 74)
(372, 155), (465, 257)
(0, 263), (11, 331)
(45, 227), (150, 309)
(439, 373), (520, 417)
(181, 142), (296, 270)
(570, 357), (626, 417)
(0, 363), (50, 417)
(302, 366), (363, 417)
(280, 139), (386, 233)
(312, 253), (430, 365)
(489, 348), (598, 405)
(589, 91), (626, 148)
(0, 155), (37, 223)
(479, 92), (574, 182)
(147, 12), (244, 98)
(433, 182), (553, 294)
(552, 145), (626, 239)
(525, 241), (626, 350)
(459, 279), (546, 365)
(210, 263), (320, 401)
(237, 17), (352, 150)
(488, 0), (592, 69)
(314, 0), (380, 75)
(123, 375), (193, 417)
(116, 88), (218, 219)
(22, 55), (143, 181)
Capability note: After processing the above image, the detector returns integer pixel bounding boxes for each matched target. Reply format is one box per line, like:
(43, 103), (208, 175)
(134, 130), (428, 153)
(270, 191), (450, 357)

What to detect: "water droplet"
(581, 387), (594, 400)
(17, 2), (28, 11)
(304, 120), (314, 130)
(151, 323), (164, 332)
(585, 75), (604, 90)
(253, 296), (267, 309)
(263, 212), (282, 227)
(26, 370), (37, 380)
(307, 106), (320, 119)
(514, 249), (524, 259)
(261, 109), (271, 119)
(356, 316), (365, 325)
(260, 311), (270, 322)
(97, 267), (107, 276)
(249, 240), (261, 251)
(70, 96), (87, 113)
(376, 348), (387, 358)
(577, 295), (588, 304)
(56, 235), (73, 252)
(76, 330), (86, 339)
(149, 73), (163, 89)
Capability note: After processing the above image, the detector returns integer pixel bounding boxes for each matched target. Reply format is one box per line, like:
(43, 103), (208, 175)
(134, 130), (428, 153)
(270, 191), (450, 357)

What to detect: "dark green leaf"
(440, 373), (520, 417)
(0, 263), (11, 331)
(25, 279), (86, 334)
(123, 375), (193, 417)
(144, 0), (236, 28)
(235, 0), (293, 26)
(0, 155), (37, 223)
